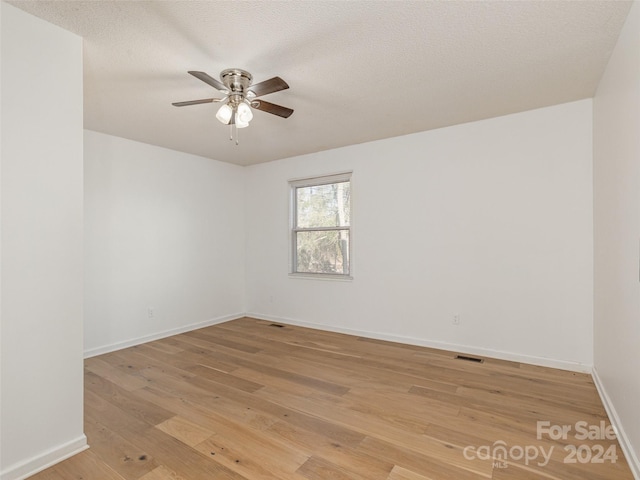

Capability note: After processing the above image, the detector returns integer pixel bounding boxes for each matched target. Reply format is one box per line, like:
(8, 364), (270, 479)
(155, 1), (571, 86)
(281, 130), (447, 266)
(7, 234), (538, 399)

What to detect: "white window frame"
(289, 172), (353, 280)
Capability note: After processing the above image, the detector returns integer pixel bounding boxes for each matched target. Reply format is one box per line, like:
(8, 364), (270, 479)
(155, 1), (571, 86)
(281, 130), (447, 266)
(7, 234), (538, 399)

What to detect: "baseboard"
(0, 435), (88, 480)
(592, 367), (640, 479)
(84, 312), (245, 358)
(246, 312), (593, 373)
(84, 311), (591, 371)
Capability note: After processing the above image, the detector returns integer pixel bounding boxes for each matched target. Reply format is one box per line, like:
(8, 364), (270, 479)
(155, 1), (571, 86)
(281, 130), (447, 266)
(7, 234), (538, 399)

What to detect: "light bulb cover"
(216, 104), (233, 124)
(237, 102), (254, 124)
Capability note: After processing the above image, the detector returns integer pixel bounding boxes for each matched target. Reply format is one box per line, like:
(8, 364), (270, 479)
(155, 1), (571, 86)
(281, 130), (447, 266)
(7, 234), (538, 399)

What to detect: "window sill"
(289, 273), (353, 282)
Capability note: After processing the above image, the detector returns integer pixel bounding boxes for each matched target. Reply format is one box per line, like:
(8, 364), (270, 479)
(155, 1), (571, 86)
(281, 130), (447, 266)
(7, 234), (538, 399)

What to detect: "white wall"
(84, 130), (245, 356)
(0, 3), (86, 480)
(246, 99), (594, 371)
(593, 1), (640, 476)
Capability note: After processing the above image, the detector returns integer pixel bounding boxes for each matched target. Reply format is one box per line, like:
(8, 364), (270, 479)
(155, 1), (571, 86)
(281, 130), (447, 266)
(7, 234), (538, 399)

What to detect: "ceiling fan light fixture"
(216, 103), (233, 124)
(175, 68), (293, 144)
(237, 102), (254, 124)
(235, 110), (250, 129)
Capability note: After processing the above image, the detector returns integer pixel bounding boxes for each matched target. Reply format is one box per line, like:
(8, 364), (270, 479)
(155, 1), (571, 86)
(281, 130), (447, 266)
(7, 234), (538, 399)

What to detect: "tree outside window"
(290, 173), (351, 277)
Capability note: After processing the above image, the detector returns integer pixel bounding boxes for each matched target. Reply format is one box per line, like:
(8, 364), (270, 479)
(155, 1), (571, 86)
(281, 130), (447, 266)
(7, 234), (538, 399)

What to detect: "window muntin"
(291, 173), (352, 277)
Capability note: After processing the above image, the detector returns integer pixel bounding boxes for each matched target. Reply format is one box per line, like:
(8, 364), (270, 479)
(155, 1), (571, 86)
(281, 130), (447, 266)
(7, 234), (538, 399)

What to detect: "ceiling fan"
(173, 69), (294, 144)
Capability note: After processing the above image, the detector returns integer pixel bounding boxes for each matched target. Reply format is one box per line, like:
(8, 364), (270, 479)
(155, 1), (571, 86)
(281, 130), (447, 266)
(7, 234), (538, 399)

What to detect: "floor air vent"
(269, 323), (285, 328)
(455, 354), (484, 364)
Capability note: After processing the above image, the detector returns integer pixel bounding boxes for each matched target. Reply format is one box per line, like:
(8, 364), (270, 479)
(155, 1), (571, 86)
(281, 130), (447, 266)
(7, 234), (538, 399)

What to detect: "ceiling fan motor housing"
(221, 69), (253, 105)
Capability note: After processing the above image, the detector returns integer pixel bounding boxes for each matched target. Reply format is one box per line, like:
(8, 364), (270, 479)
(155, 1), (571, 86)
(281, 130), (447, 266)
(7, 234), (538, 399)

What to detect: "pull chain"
(227, 113), (240, 145)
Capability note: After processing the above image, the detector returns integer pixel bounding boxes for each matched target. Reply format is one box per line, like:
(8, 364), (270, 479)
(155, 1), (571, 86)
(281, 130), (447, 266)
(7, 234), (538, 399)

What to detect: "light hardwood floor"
(31, 317), (633, 479)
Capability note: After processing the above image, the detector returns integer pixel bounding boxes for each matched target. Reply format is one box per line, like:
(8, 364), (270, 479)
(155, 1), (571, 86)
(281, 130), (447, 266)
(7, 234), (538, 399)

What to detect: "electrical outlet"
(147, 307), (154, 319)
(453, 314), (460, 325)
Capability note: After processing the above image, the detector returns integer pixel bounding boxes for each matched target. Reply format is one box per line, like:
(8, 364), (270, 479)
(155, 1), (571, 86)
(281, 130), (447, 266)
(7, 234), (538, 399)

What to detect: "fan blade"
(188, 71), (227, 91)
(249, 77), (289, 97)
(172, 98), (221, 107)
(252, 99), (294, 118)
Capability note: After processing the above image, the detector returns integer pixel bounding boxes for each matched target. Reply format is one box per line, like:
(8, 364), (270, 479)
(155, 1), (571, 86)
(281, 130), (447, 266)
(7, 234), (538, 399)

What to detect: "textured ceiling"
(9, 0), (633, 166)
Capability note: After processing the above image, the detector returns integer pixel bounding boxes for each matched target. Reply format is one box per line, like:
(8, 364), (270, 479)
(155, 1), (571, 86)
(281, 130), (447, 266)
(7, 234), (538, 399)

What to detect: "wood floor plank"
(39, 449), (126, 480)
(84, 356), (151, 391)
(357, 436), (490, 480)
(264, 418), (364, 457)
(23, 470), (67, 480)
(387, 465), (433, 480)
(193, 423), (309, 479)
(83, 417), (158, 479)
(314, 441), (395, 479)
(255, 386), (493, 477)
(184, 376), (367, 447)
(296, 456), (363, 480)
(139, 387), (312, 478)
(84, 370), (176, 427)
(182, 329), (263, 354)
(195, 436), (297, 480)
(28, 317), (634, 480)
(138, 465), (187, 480)
(143, 340), (185, 356)
(102, 348), (196, 384)
(155, 416), (215, 447)
(175, 338), (352, 397)
(183, 364), (264, 393)
(85, 386), (246, 479)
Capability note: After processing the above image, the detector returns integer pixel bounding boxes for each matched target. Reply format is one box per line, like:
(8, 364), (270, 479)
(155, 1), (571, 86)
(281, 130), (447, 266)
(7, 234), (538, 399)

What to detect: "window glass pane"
(296, 230), (350, 274)
(296, 181), (350, 228)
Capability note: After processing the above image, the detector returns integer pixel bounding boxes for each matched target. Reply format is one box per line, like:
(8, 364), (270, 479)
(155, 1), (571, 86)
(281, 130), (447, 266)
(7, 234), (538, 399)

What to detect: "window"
(290, 172), (352, 277)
